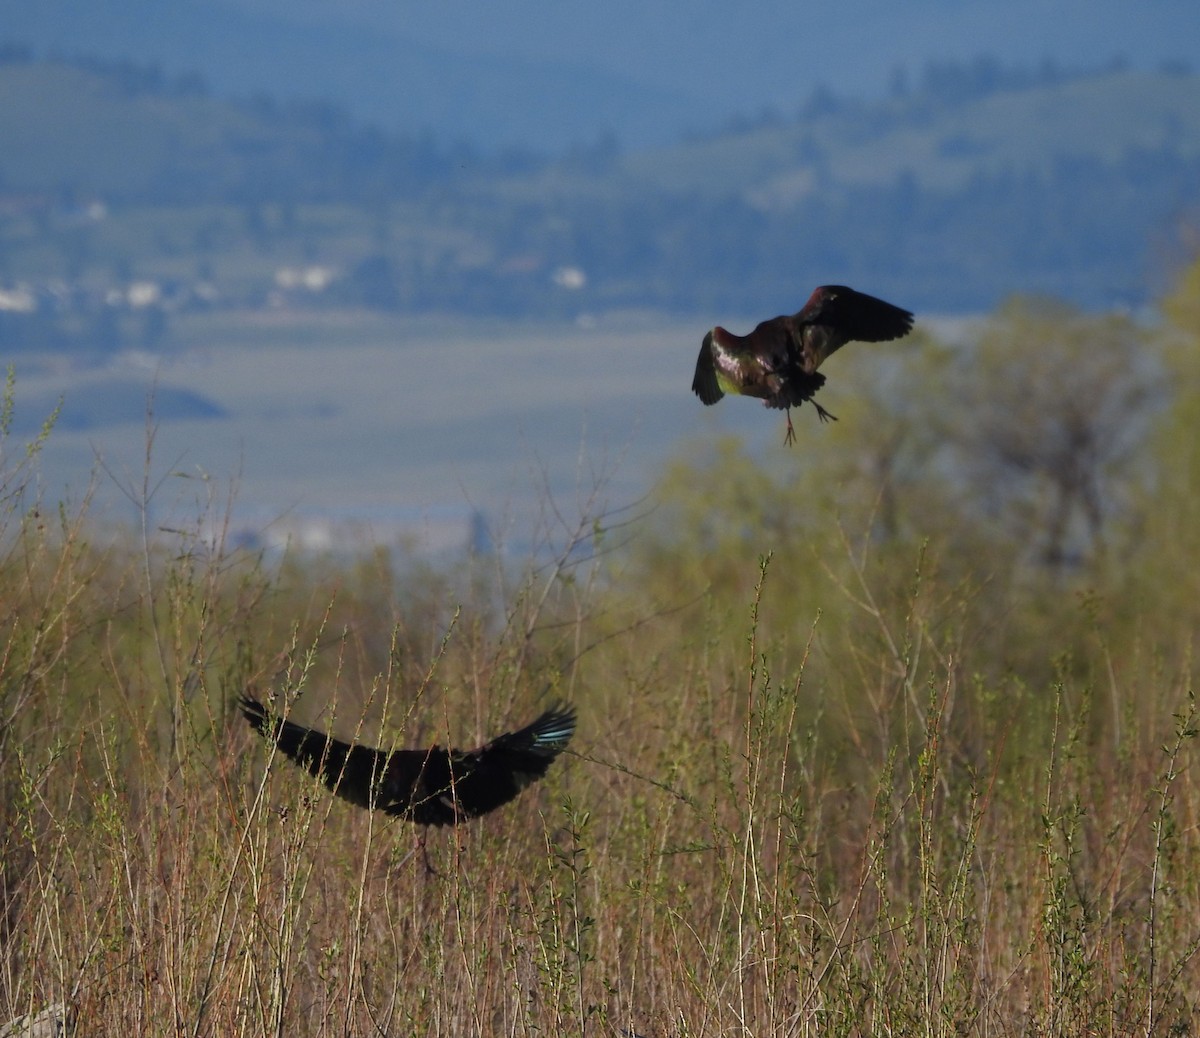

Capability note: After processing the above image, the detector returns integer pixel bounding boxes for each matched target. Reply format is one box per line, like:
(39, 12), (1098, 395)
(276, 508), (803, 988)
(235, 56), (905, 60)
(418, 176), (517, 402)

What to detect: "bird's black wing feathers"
(491, 702), (578, 753)
(798, 286), (914, 343)
(239, 694), (389, 810)
(428, 703), (578, 823)
(239, 695), (576, 827)
(691, 331), (724, 405)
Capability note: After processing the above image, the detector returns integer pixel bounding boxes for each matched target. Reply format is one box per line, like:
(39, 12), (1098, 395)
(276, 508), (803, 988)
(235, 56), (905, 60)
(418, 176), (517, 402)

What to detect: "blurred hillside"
(2, 0), (1195, 149)
(1, 47), (1198, 343)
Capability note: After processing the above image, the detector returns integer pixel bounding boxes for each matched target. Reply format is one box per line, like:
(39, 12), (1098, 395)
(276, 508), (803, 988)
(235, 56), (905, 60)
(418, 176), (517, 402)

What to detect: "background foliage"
(1, 260), (1199, 1034)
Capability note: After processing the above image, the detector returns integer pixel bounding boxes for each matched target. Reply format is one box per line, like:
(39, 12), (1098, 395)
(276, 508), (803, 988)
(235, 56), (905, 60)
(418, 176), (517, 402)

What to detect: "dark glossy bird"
(691, 285), (914, 444)
(239, 695), (576, 827)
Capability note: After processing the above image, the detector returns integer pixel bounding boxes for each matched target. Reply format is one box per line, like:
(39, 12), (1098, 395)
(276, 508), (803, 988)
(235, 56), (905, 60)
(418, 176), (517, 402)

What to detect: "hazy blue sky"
(243, 0), (1197, 89)
(3, 0), (1197, 148)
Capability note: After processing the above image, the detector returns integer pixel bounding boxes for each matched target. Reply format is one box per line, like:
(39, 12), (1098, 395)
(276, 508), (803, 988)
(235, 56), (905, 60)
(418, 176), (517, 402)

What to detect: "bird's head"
(813, 285), (850, 301)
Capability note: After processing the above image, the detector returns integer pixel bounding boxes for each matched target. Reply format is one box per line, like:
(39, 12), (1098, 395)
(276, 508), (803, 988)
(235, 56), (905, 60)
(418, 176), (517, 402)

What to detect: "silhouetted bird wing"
(691, 330), (724, 405)
(427, 707), (578, 824)
(787, 284), (914, 373)
(239, 695), (386, 810)
(239, 695), (576, 827)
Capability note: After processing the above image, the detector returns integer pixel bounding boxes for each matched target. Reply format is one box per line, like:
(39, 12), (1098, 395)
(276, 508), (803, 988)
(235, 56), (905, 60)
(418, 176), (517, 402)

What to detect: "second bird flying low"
(691, 285), (914, 444)
(239, 695), (576, 826)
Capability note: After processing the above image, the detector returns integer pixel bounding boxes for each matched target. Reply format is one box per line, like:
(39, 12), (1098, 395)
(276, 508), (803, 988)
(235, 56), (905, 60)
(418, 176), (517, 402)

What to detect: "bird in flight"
(691, 285), (914, 444)
(239, 695), (576, 827)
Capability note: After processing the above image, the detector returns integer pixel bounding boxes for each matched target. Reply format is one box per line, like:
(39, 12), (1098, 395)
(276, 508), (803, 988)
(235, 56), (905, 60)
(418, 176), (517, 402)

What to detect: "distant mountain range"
(2, 0), (1196, 151)
(1, 49), (1198, 327)
(0, 3), (699, 152)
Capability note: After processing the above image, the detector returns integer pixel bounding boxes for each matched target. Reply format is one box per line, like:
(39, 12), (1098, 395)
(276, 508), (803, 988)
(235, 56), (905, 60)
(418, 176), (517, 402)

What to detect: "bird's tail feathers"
(765, 370), (826, 410)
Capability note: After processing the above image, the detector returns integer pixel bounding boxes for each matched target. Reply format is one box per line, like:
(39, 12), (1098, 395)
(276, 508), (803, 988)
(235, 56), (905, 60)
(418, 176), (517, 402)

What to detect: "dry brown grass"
(3, 491), (1200, 1038)
(4, 339), (1200, 1035)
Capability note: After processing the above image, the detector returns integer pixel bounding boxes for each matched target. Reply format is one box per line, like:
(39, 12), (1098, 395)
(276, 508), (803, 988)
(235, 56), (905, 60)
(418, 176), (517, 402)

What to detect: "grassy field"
(4, 463), (1200, 1036)
(4, 267), (1200, 1035)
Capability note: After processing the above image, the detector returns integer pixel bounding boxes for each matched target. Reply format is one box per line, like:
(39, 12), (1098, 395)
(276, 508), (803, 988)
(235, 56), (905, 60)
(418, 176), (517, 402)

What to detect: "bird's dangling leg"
(418, 830), (441, 877)
(812, 400), (838, 423)
(390, 845), (418, 875)
(783, 408), (796, 446)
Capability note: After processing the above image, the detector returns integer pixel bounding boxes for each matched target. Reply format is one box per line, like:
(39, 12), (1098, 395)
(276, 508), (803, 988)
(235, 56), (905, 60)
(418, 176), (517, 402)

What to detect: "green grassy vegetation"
(3, 263), (1200, 1035)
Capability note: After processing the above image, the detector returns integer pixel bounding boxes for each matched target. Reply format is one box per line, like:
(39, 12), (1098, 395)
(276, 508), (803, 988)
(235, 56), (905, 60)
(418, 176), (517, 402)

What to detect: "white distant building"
(274, 265), (337, 292)
(0, 283), (36, 313)
(551, 265), (587, 290)
(127, 281), (162, 308)
(228, 505), (491, 559)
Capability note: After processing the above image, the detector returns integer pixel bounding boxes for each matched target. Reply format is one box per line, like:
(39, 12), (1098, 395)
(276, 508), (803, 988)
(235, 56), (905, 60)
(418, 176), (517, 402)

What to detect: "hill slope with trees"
(1, 49), (1198, 341)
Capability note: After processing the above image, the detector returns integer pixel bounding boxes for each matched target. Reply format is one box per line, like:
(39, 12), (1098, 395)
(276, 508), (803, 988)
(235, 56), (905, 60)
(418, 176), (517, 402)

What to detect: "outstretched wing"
(240, 696), (576, 827)
(239, 694), (391, 811)
(691, 331), (724, 405)
(431, 703), (578, 823)
(791, 285), (914, 371)
(796, 285), (914, 342)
